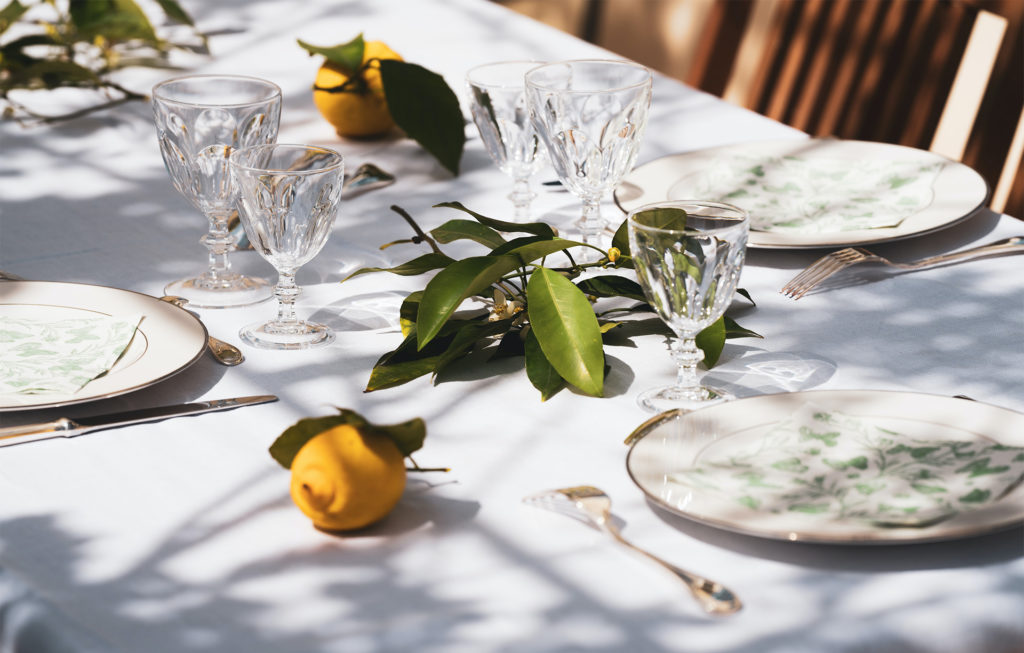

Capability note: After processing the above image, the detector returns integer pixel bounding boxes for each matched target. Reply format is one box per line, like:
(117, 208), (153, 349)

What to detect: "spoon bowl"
(160, 296), (244, 366)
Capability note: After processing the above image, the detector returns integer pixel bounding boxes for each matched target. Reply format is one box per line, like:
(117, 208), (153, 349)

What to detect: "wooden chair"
(498, 0), (1023, 215)
(715, 0), (1019, 213)
(722, 0), (1004, 151)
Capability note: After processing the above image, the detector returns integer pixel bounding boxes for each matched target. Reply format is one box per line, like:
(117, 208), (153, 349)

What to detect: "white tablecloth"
(1, 1), (1022, 652)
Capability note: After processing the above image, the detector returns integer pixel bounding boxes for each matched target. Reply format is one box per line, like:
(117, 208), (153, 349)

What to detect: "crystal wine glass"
(152, 74), (282, 308)
(228, 144), (345, 350)
(466, 60), (545, 220)
(627, 200), (749, 413)
(525, 60), (652, 247)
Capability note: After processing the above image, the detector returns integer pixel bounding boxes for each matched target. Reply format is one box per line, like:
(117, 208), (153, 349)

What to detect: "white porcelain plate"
(0, 281), (207, 411)
(615, 139), (989, 249)
(626, 390), (1024, 544)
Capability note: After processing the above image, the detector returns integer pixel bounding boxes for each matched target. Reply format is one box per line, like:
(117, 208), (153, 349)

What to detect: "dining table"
(1, 0), (1022, 652)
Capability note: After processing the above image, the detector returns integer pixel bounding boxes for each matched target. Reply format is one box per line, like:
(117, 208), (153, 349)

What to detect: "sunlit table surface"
(1, 1), (1022, 652)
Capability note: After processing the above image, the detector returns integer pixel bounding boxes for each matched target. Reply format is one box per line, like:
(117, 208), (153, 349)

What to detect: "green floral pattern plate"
(0, 281), (207, 411)
(626, 390), (1024, 544)
(615, 139), (989, 250)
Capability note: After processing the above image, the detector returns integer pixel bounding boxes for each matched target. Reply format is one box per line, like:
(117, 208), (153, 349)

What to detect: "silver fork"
(524, 485), (742, 615)
(780, 236), (1024, 300)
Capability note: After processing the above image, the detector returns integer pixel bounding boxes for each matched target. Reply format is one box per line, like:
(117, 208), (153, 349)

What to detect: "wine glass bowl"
(627, 200), (749, 413)
(229, 144), (345, 350)
(525, 60), (652, 246)
(152, 74), (282, 308)
(466, 61), (545, 220)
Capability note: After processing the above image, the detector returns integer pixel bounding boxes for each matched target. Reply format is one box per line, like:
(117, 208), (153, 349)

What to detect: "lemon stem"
(313, 59), (377, 95)
(406, 454), (450, 473)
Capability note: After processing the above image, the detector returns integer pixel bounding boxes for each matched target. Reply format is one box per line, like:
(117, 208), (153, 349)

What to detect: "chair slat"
(930, 10), (1008, 161)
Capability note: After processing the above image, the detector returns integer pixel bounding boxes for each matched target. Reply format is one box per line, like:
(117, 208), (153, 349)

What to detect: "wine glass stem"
(509, 176), (535, 221)
(670, 334), (704, 395)
(274, 271), (300, 326)
(579, 196), (604, 247)
(200, 209), (235, 283)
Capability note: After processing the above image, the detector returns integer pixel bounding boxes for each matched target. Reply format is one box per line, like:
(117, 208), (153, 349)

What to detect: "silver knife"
(0, 395), (278, 448)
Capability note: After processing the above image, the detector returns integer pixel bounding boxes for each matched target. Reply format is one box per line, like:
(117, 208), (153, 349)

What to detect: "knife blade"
(0, 395), (278, 448)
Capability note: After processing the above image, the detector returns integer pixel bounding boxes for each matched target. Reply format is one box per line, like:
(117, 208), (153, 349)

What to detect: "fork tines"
(780, 247), (864, 299)
(523, 487), (600, 526)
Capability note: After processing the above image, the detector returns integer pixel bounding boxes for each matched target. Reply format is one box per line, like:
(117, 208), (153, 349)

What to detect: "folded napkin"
(670, 154), (944, 234)
(669, 404), (1024, 527)
(0, 314), (142, 395)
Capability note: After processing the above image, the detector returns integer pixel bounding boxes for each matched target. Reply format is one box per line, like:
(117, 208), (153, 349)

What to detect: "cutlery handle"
(913, 236), (1024, 268)
(601, 526), (741, 615)
(0, 418), (79, 447)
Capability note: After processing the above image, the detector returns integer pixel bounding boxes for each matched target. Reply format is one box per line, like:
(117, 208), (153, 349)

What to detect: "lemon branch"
(390, 204), (443, 255)
(2, 83), (147, 125)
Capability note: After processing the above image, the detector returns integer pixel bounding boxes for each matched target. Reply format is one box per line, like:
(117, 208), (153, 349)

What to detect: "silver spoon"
(525, 485), (742, 615)
(160, 296), (244, 366)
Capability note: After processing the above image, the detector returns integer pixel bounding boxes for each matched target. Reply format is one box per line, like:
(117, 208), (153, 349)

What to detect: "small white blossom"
(489, 289), (524, 322)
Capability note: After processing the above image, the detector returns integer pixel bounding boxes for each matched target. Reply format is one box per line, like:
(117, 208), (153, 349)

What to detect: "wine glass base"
(166, 275), (271, 309)
(637, 384), (734, 414)
(240, 320), (334, 350)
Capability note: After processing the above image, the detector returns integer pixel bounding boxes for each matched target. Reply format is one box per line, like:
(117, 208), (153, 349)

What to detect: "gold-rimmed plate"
(0, 281), (207, 412)
(626, 390), (1024, 544)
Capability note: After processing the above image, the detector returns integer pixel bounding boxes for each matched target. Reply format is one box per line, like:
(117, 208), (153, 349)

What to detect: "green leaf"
(152, 0), (195, 26)
(431, 219), (506, 249)
(489, 235), (546, 256)
(297, 34), (364, 74)
(379, 320), (465, 365)
(575, 275), (647, 302)
(490, 329), (526, 359)
(434, 201), (556, 238)
(379, 59), (465, 175)
(526, 267), (604, 396)
(0, 35), (61, 72)
(524, 327), (566, 400)
(416, 255), (520, 349)
(611, 216), (631, 255)
(695, 316), (726, 368)
(69, 0), (159, 44)
(376, 418), (427, 458)
(736, 288), (756, 305)
(434, 318), (511, 374)
(631, 206), (689, 230)
(0, 0), (28, 35)
(724, 315), (763, 340)
(2, 59), (101, 91)
(367, 357), (440, 391)
(343, 252), (455, 281)
(399, 291), (423, 336)
(268, 407), (426, 468)
(502, 238), (585, 266)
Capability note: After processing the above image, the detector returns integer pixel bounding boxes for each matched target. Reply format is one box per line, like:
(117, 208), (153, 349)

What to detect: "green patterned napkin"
(0, 315), (142, 394)
(670, 154), (944, 234)
(669, 405), (1024, 527)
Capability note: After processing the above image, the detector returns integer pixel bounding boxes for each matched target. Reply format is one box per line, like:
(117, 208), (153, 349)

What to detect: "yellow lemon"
(313, 41), (403, 138)
(289, 423), (406, 531)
